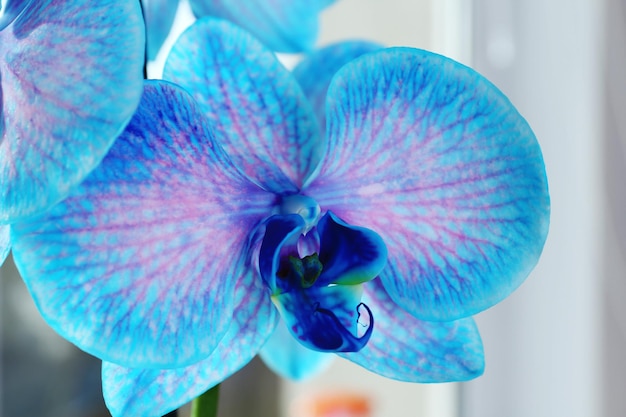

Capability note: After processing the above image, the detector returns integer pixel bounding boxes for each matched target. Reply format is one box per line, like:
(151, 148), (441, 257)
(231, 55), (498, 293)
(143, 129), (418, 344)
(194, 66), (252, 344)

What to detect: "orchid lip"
(304, 302), (374, 352)
(260, 211), (388, 353)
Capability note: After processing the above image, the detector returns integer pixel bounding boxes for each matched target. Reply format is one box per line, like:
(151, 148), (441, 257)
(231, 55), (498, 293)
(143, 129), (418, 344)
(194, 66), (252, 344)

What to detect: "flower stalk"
(191, 384), (220, 417)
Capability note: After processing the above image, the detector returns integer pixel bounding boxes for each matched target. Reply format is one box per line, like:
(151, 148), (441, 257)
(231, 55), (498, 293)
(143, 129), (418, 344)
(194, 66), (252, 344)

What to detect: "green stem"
(190, 384), (220, 417)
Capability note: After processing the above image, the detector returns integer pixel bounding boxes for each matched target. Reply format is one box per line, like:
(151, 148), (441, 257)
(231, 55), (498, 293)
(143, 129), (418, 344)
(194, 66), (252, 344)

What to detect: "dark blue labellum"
(308, 302), (374, 351)
(259, 210), (387, 353)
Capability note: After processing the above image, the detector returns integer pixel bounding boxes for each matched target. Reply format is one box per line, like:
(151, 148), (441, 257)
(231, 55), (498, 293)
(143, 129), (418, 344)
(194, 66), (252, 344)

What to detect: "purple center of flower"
(257, 194), (388, 353)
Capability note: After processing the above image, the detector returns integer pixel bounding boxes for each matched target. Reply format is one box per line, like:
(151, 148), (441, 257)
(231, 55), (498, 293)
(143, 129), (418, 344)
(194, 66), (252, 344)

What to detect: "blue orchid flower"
(11, 18), (549, 417)
(188, 0), (337, 52)
(0, 0), (145, 263)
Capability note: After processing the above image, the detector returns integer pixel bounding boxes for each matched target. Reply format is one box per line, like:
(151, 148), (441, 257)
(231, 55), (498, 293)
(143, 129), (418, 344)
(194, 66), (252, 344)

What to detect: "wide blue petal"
(187, 0), (328, 52)
(341, 279), (484, 382)
(11, 81), (275, 367)
(0, 0), (145, 222)
(103, 269), (278, 417)
(305, 48), (550, 320)
(143, 0), (179, 60)
(293, 40), (383, 131)
(259, 318), (334, 380)
(164, 18), (322, 193)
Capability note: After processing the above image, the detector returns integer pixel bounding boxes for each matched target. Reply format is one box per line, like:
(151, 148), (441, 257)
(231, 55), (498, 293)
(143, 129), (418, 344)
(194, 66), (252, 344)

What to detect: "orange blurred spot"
(292, 392), (372, 417)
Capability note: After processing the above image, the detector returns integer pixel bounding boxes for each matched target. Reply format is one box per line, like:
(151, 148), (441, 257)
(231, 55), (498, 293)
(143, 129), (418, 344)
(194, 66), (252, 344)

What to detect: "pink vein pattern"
(102, 268), (278, 417)
(163, 18), (323, 194)
(11, 82), (276, 367)
(305, 48), (550, 321)
(0, 0), (144, 222)
(292, 40), (383, 135)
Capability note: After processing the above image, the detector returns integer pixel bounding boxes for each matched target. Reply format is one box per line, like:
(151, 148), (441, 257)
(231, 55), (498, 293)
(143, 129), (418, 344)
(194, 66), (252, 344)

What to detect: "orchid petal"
(0, 0), (145, 222)
(12, 81), (274, 367)
(187, 0), (327, 53)
(103, 269), (278, 417)
(293, 40), (383, 130)
(142, 0), (179, 61)
(163, 18), (322, 193)
(259, 318), (334, 380)
(0, 225), (9, 265)
(306, 48), (550, 320)
(341, 279), (484, 382)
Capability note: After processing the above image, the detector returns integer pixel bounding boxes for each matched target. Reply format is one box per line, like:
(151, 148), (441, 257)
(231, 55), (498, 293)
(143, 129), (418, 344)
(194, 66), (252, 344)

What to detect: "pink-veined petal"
(102, 269), (278, 417)
(12, 81), (275, 367)
(306, 48), (550, 320)
(163, 18), (323, 193)
(0, 0), (144, 222)
(293, 40), (383, 131)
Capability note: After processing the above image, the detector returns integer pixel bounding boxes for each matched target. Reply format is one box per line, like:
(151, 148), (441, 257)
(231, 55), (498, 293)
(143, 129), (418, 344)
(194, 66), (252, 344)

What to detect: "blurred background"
(1, 0), (619, 415)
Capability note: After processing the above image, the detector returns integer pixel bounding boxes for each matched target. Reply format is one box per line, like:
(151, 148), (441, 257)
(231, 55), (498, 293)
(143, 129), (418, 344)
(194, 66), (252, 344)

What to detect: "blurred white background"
(463, 0), (606, 416)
